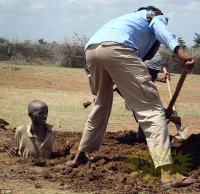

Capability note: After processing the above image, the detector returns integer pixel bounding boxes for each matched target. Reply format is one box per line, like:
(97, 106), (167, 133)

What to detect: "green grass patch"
(177, 106), (200, 117)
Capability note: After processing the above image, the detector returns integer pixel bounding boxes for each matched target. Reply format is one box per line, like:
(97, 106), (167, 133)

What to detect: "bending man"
(67, 6), (194, 189)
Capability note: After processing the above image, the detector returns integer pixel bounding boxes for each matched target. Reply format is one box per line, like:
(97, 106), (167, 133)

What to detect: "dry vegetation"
(1, 36), (200, 74)
(0, 62), (199, 135)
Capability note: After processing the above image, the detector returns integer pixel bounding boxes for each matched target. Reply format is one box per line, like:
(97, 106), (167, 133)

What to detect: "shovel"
(163, 67), (189, 140)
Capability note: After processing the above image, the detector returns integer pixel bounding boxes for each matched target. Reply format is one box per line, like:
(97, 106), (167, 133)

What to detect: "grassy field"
(0, 62), (200, 133)
(0, 62), (133, 132)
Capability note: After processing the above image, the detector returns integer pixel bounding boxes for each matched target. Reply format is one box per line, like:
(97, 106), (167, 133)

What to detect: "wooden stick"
(163, 67), (177, 113)
(167, 68), (188, 113)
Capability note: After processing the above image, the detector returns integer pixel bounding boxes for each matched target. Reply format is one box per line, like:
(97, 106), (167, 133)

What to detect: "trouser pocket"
(136, 75), (159, 99)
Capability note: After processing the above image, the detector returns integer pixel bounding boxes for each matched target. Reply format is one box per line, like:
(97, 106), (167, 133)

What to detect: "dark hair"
(137, 6), (163, 15)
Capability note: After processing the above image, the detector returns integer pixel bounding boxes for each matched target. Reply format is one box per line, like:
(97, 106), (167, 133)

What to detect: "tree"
(193, 33), (200, 48)
(38, 38), (47, 45)
(0, 37), (9, 44)
(177, 37), (187, 49)
(24, 40), (31, 44)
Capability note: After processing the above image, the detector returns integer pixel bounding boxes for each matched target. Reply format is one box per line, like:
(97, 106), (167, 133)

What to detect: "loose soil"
(0, 125), (200, 194)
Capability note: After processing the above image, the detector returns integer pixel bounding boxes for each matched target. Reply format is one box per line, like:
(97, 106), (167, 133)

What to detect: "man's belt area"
(143, 40), (161, 61)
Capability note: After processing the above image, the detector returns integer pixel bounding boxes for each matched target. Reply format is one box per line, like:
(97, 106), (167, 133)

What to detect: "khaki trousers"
(78, 42), (173, 168)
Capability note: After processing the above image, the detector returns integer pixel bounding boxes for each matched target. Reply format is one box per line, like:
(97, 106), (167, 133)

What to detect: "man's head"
(137, 6), (164, 22)
(137, 6), (163, 15)
(28, 100), (48, 125)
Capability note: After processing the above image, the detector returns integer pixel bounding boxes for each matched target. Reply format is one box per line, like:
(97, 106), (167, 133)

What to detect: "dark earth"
(0, 119), (200, 194)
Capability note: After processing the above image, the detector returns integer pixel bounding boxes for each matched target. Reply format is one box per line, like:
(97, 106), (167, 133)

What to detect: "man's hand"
(9, 147), (20, 157)
(51, 141), (73, 159)
(164, 72), (171, 81)
(164, 108), (174, 119)
(157, 72), (171, 83)
(175, 46), (195, 69)
(60, 141), (73, 155)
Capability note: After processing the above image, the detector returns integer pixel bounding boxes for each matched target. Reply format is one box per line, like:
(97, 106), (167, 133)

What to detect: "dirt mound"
(0, 118), (9, 129)
(0, 128), (200, 194)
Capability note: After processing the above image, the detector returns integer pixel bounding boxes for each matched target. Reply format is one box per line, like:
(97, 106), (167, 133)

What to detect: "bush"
(160, 47), (200, 74)
(0, 38), (12, 61)
(188, 47), (200, 74)
(0, 35), (88, 67)
(0, 36), (200, 74)
(59, 34), (87, 68)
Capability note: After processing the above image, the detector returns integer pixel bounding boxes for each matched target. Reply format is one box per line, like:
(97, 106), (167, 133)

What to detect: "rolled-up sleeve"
(15, 127), (22, 147)
(15, 126), (25, 156)
(149, 15), (179, 52)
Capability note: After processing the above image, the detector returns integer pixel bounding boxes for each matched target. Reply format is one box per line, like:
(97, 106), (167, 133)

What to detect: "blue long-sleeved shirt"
(85, 10), (179, 59)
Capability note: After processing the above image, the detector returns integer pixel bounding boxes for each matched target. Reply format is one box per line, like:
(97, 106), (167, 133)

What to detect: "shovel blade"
(174, 125), (189, 140)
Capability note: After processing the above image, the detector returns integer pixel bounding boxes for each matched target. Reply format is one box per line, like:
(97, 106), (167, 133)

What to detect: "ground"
(0, 126), (200, 194)
(0, 63), (200, 194)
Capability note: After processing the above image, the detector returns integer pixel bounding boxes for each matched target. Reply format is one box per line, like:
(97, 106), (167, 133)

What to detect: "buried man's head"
(28, 100), (48, 125)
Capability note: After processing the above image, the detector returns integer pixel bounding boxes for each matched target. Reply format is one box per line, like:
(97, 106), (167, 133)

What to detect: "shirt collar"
(26, 124), (53, 137)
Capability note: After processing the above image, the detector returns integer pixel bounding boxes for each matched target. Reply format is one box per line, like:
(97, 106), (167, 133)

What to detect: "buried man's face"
(29, 103), (48, 126)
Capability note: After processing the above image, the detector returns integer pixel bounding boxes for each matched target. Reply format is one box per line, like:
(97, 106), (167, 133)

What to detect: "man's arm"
(149, 15), (179, 52)
(9, 126), (24, 157)
(150, 16), (194, 72)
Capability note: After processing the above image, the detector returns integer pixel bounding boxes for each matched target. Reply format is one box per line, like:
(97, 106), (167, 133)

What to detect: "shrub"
(0, 38), (12, 61)
(0, 35), (200, 74)
(160, 46), (200, 74)
(59, 34), (87, 68)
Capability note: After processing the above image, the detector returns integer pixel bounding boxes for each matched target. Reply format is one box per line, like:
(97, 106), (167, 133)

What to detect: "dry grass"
(0, 62), (200, 133)
(0, 62), (132, 132)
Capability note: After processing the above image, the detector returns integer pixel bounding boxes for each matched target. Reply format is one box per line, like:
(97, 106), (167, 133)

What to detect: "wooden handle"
(167, 68), (188, 113)
(163, 67), (177, 112)
(163, 67), (173, 99)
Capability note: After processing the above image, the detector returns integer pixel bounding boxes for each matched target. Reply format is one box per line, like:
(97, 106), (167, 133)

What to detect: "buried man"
(10, 100), (72, 159)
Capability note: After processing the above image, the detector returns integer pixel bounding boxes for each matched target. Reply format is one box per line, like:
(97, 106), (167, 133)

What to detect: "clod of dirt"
(119, 176), (127, 183)
(104, 161), (119, 171)
(88, 173), (102, 181)
(96, 159), (106, 166)
(32, 159), (47, 167)
(0, 118), (9, 130)
(35, 183), (42, 188)
(43, 170), (53, 179)
(59, 181), (64, 186)
(61, 167), (73, 175)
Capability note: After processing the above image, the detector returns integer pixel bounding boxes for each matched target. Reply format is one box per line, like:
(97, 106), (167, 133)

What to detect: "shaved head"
(28, 100), (48, 114)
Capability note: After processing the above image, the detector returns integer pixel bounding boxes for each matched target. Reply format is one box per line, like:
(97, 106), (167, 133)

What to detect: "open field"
(0, 62), (200, 194)
(0, 62), (134, 132)
(0, 62), (200, 135)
